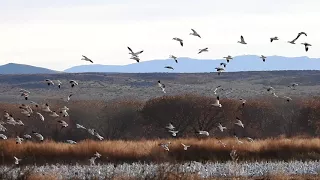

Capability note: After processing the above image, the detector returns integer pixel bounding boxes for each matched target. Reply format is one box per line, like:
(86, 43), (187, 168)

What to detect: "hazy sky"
(0, 0), (319, 71)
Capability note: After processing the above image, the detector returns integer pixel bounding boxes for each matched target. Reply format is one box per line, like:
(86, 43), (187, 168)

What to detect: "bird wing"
(240, 35), (244, 42)
(191, 29), (197, 34)
(127, 47), (134, 53)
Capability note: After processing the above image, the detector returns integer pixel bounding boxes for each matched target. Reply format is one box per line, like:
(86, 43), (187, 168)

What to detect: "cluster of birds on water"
(2, 80), (106, 165)
(2, 29), (311, 165)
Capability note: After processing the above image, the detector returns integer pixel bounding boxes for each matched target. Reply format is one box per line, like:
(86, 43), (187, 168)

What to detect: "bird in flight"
(198, 47), (208, 54)
(130, 56), (140, 63)
(211, 96), (222, 107)
(81, 55), (93, 63)
(127, 47), (144, 57)
(288, 32), (307, 44)
(260, 55), (267, 62)
(237, 35), (247, 44)
(172, 37), (183, 47)
(158, 80), (166, 93)
(223, 55), (233, 63)
(220, 62), (227, 68)
(197, 130), (209, 136)
(301, 42), (311, 52)
(235, 117), (244, 128)
(218, 123), (227, 132)
(215, 67), (225, 75)
(189, 29), (201, 38)
(169, 55), (178, 63)
(181, 143), (191, 150)
(164, 66), (174, 70)
(270, 36), (279, 42)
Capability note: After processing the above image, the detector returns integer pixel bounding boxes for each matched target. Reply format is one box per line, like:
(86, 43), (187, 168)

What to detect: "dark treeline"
(1, 94), (320, 142)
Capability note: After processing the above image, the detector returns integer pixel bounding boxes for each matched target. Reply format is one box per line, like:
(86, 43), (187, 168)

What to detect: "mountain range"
(0, 55), (319, 74)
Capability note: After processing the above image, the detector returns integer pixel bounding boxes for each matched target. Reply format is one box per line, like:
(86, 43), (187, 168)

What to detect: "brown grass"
(1, 137), (320, 165)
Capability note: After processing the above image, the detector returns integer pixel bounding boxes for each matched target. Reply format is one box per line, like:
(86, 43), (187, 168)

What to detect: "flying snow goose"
(87, 128), (96, 135)
(272, 92), (278, 98)
(81, 55), (93, 63)
(270, 36), (279, 42)
(95, 132), (104, 140)
(223, 55), (233, 63)
(168, 130), (179, 137)
(197, 130), (209, 136)
(45, 79), (54, 86)
(0, 134), (7, 140)
(237, 35), (247, 44)
(58, 120), (68, 128)
(61, 106), (69, 111)
(169, 55), (178, 63)
(32, 131), (44, 141)
(181, 143), (191, 150)
(69, 80), (79, 88)
(49, 111), (59, 117)
(14, 156), (22, 165)
(260, 55), (267, 62)
(213, 85), (221, 95)
(235, 117), (244, 128)
(89, 156), (97, 166)
(164, 66), (174, 70)
(66, 94), (73, 102)
(20, 92), (29, 100)
(16, 119), (24, 126)
(218, 140), (226, 147)
(288, 32), (307, 44)
(301, 42), (311, 52)
(172, 37), (183, 47)
(234, 135), (243, 144)
(57, 80), (62, 89)
(36, 112), (44, 121)
(42, 103), (52, 113)
(239, 98), (246, 107)
(16, 136), (24, 144)
(23, 134), (32, 139)
(218, 123), (227, 132)
(283, 96), (292, 102)
(94, 152), (102, 158)
(7, 117), (17, 126)
(60, 109), (69, 117)
(20, 108), (31, 117)
(190, 29), (201, 38)
(159, 142), (171, 151)
(220, 62), (227, 68)
(20, 89), (30, 94)
(130, 56), (140, 63)
(0, 124), (7, 132)
(66, 140), (77, 144)
(158, 80), (166, 93)
(215, 67), (225, 75)
(198, 47), (208, 54)
(247, 137), (254, 142)
(127, 47), (144, 57)
(166, 123), (175, 131)
(76, 123), (86, 129)
(266, 86), (275, 92)
(211, 96), (222, 107)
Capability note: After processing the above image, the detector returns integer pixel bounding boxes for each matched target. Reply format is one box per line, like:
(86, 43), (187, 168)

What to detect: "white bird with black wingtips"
(169, 55), (178, 63)
(172, 37), (183, 47)
(235, 117), (244, 128)
(198, 47), (208, 54)
(81, 55), (93, 63)
(158, 80), (166, 93)
(218, 123), (227, 132)
(181, 143), (191, 150)
(301, 42), (311, 52)
(260, 55), (267, 62)
(223, 55), (233, 63)
(190, 29), (201, 38)
(211, 96), (222, 107)
(237, 35), (247, 44)
(127, 47), (144, 57)
(270, 36), (279, 42)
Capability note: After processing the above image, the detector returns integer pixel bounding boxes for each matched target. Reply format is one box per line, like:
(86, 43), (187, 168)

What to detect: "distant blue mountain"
(0, 63), (58, 74)
(64, 55), (320, 73)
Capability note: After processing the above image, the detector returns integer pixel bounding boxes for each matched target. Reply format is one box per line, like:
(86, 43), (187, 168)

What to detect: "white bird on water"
(211, 96), (222, 107)
(189, 29), (201, 38)
(237, 35), (247, 44)
(172, 37), (183, 47)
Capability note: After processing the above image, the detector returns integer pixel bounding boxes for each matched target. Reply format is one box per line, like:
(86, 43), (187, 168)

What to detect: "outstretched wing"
(127, 47), (134, 53)
(240, 35), (245, 42)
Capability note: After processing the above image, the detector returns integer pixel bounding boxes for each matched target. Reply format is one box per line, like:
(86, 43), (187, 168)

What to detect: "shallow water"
(0, 161), (319, 179)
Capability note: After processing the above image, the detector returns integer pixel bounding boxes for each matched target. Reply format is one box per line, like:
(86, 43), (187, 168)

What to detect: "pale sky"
(0, 0), (319, 71)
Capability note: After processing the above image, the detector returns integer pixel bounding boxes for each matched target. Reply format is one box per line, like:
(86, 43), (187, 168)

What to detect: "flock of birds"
(2, 29), (311, 165)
